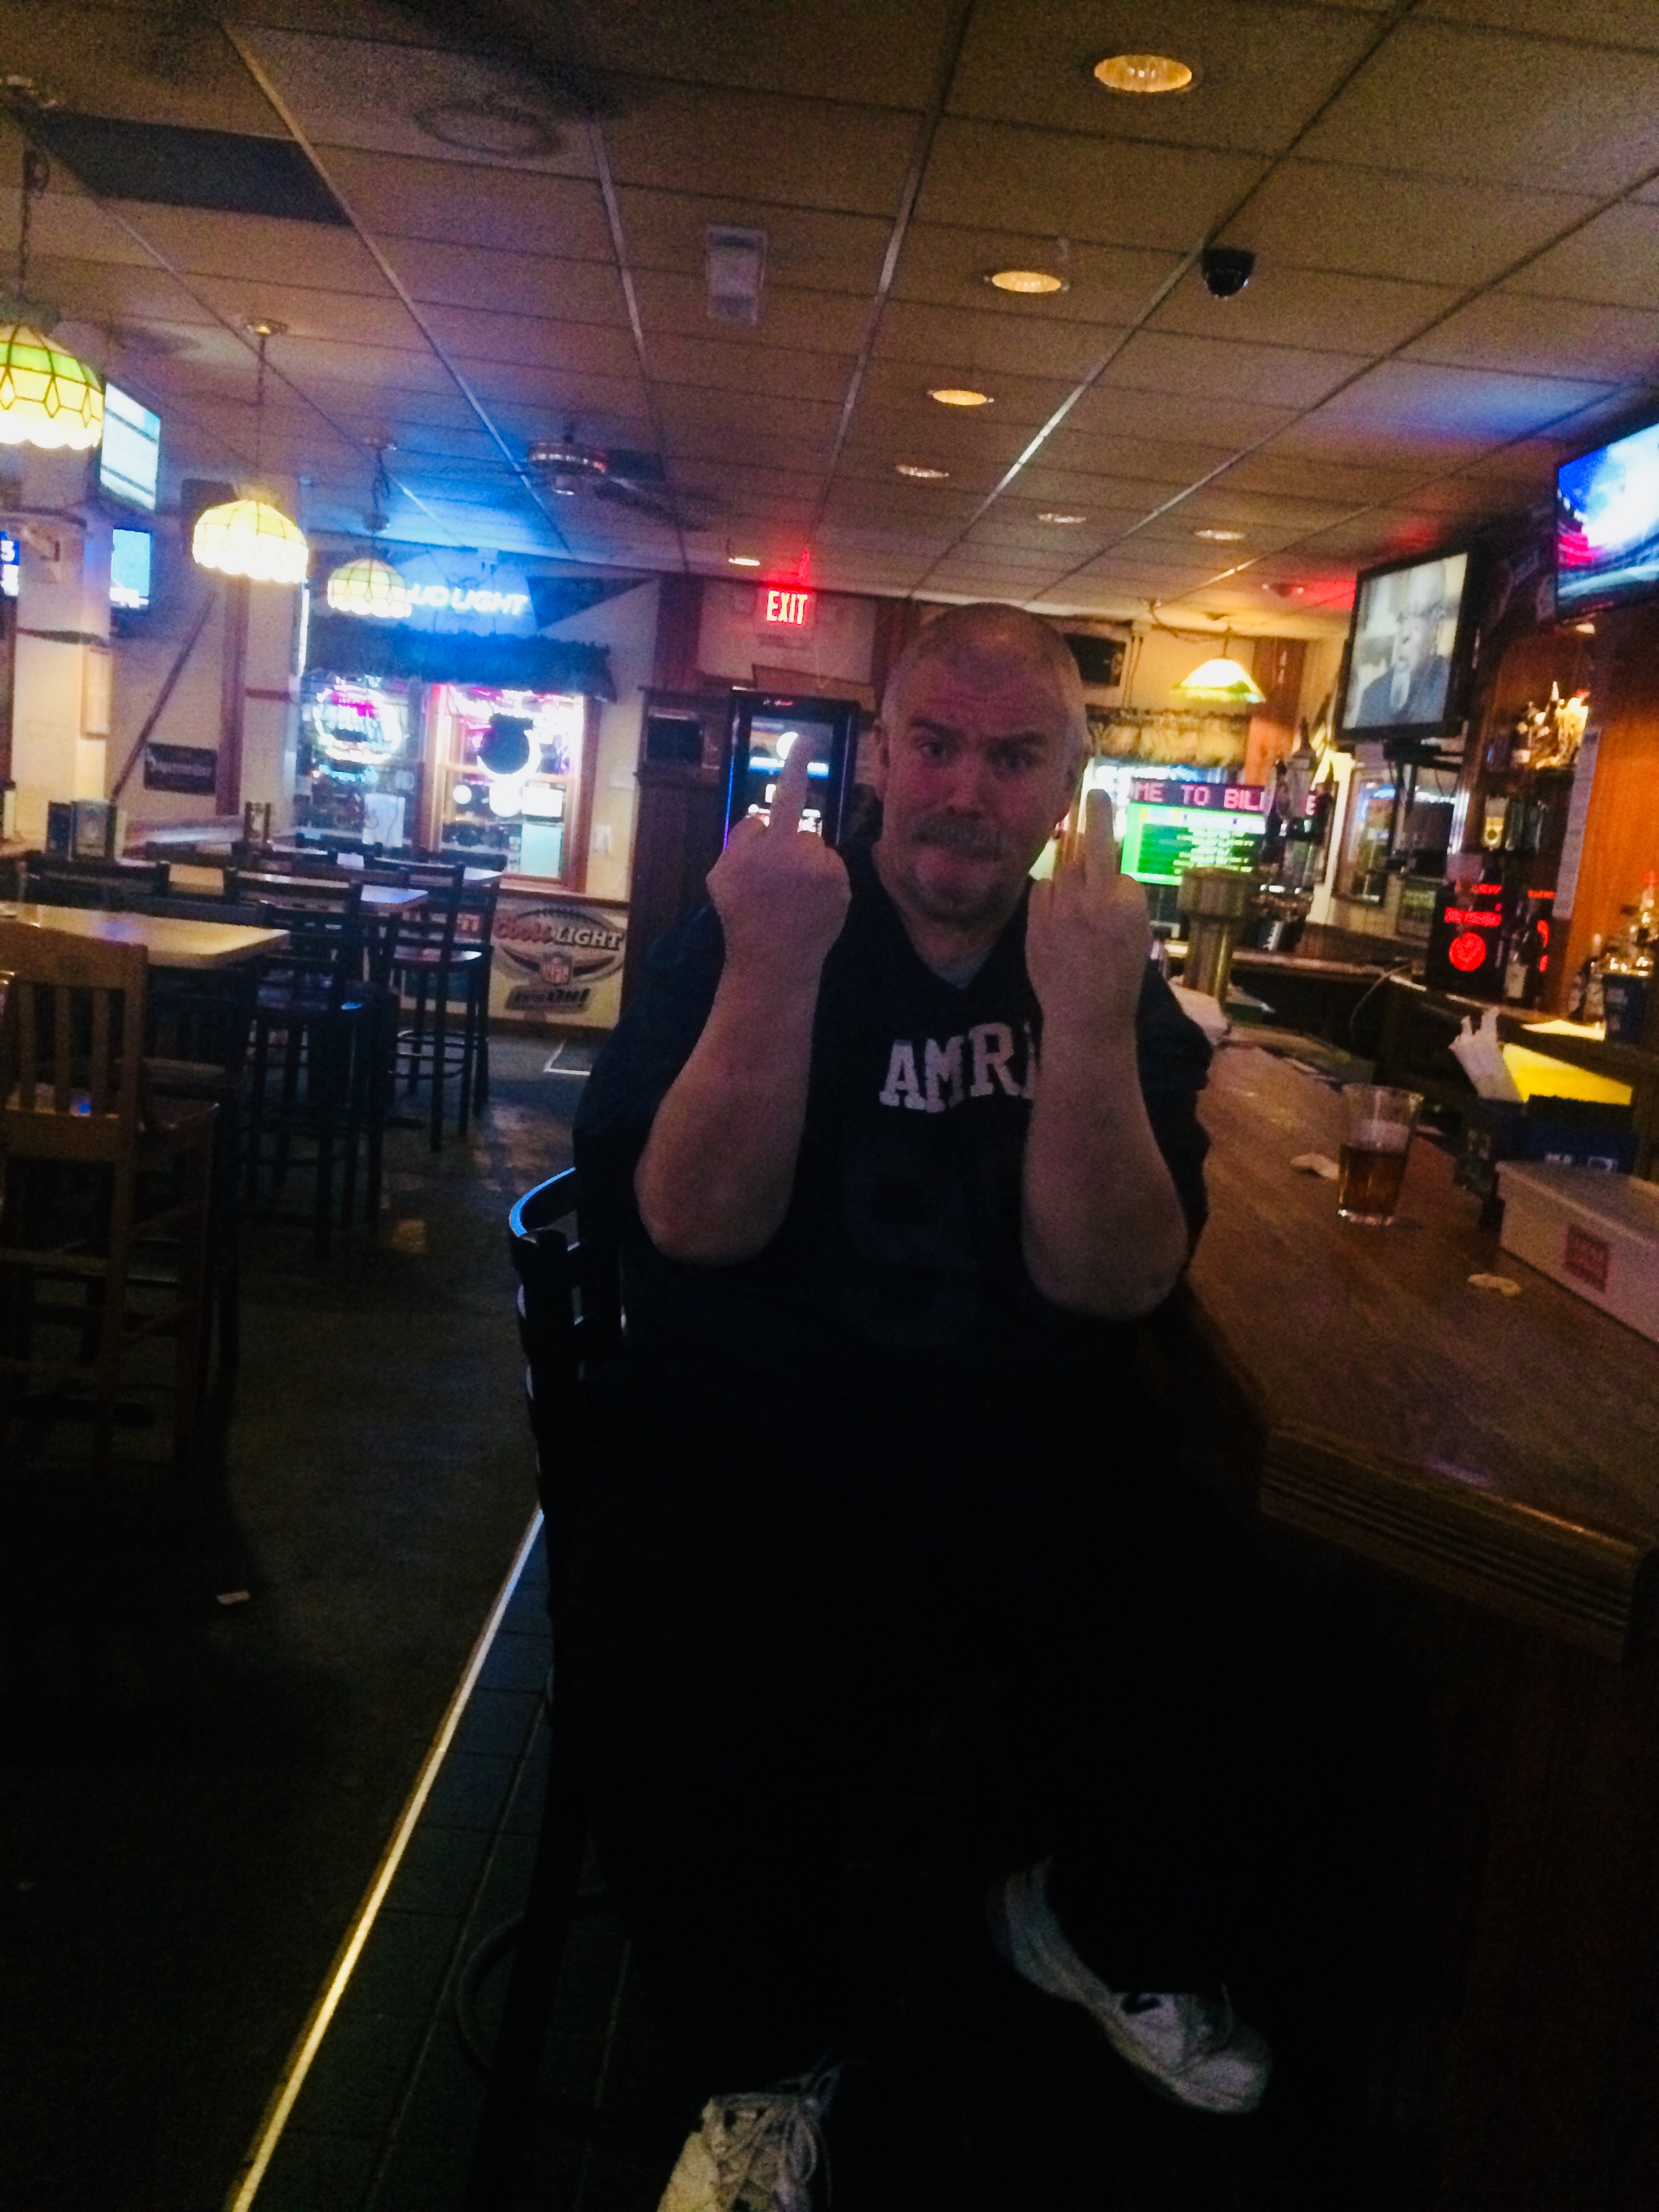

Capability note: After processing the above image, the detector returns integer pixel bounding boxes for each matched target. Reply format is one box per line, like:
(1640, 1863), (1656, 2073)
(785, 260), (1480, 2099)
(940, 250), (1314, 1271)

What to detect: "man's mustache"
(910, 810), (1009, 860)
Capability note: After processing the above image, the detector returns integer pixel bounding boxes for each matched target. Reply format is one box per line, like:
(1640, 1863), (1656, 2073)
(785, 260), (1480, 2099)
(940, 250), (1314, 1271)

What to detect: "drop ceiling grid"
(13, 0), (1659, 603)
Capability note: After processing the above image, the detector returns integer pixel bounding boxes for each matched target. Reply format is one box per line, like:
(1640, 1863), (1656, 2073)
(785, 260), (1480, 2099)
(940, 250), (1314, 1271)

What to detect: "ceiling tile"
(644, 333), (854, 404)
(1063, 384), (1297, 445)
(191, 276), (430, 352)
(244, 28), (597, 177)
(1227, 159), (1595, 287)
(31, 256), (218, 331)
(872, 298), (1121, 382)
(321, 148), (613, 258)
(1502, 204), (1659, 312)
(663, 426), (834, 476)
(653, 384), (842, 445)
(1023, 430), (1240, 484)
(1221, 451), (1439, 503)
(472, 375), (653, 436)
(949, 0), (1387, 154)
(1296, 21), (1659, 194)
(631, 271), (869, 354)
(916, 119), (1262, 252)
(386, 239), (630, 323)
(419, 306), (638, 377)
(1405, 293), (1659, 383)
(0, 178), (157, 268)
(569, 0), (959, 106)
(1421, 0), (1659, 42)
(602, 86), (916, 215)
(893, 224), (1181, 325)
(1093, 329), (1366, 409)
(617, 188), (890, 294)
(1149, 260), (1459, 354)
(1275, 359), (1622, 467)
(109, 203), (401, 291)
(3, 2), (285, 134)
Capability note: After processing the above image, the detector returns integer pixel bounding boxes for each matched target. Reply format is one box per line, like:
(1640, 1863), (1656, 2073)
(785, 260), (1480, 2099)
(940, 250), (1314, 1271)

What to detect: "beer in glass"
(1336, 1084), (1422, 1225)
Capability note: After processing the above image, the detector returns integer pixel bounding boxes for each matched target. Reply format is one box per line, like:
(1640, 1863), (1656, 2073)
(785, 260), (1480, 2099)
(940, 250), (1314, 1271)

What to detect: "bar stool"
(228, 872), (384, 1254)
(384, 861), (487, 1149)
(0, 923), (218, 1474)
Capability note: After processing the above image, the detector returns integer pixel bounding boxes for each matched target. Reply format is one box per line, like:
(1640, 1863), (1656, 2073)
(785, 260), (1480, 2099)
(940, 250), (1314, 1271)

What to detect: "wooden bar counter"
(1156, 1044), (1659, 2208)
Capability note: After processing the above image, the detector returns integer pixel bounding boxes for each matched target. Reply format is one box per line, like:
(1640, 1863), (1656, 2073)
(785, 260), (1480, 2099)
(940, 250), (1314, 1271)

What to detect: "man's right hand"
(707, 736), (851, 981)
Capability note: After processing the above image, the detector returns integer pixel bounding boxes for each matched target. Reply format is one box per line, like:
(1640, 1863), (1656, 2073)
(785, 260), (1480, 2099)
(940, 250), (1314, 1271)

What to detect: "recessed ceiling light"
(415, 98), (562, 157)
(1194, 527), (1246, 542)
(895, 462), (951, 480)
(1037, 511), (1087, 524)
(727, 552), (761, 567)
(985, 268), (1067, 295)
(928, 386), (993, 407)
(1093, 52), (1195, 95)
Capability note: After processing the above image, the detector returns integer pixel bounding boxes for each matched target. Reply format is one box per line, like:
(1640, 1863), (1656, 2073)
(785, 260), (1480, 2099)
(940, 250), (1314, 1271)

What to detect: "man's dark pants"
(562, 1364), (1349, 2090)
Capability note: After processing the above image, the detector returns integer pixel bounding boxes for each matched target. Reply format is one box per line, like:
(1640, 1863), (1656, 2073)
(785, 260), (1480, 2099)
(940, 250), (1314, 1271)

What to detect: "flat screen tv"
(1338, 548), (1473, 746)
(110, 526), (152, 612)
(1556, 416), (1659, 618)
(99, 382), (161, 511)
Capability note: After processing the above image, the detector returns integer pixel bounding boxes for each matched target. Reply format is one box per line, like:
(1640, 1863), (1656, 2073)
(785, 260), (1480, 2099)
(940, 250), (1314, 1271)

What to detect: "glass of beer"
(1336, 1084), (1423, 1225)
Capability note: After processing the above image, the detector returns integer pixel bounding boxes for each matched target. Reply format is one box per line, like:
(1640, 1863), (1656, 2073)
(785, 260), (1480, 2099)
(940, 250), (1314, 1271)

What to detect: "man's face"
(868, 647), (1083, 930)
(1392, 576), (1442, 681)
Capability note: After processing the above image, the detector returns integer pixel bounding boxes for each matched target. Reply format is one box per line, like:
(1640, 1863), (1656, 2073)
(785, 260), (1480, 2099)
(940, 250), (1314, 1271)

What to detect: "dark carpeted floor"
(0, 1036), (581, 2212)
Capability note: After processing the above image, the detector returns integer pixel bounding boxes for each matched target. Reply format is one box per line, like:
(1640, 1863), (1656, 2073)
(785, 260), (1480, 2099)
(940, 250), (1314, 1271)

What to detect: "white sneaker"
(990, 1859), (1271, 2116)
(656, 2062), (839, 2212)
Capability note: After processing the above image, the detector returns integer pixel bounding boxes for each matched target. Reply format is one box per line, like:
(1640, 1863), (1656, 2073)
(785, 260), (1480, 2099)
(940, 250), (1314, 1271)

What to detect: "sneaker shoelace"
(1120, 1988), (1237, 2054)
(710, 2065), (837, 2212)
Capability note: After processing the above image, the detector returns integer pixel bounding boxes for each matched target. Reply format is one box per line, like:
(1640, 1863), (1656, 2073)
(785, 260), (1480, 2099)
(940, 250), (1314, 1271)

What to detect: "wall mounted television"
(1337, 547), (1475, 749)
(1556, 415), (1659, 619)
(110, 527), (152, 613)
(99, 382), (161, 511)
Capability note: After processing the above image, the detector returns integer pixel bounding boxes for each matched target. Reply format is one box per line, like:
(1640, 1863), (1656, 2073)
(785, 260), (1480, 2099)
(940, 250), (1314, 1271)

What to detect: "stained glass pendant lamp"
(1174, 634), (1267, 707)
(0, 148), (104, 451)
(325, 443), (410, 617)
(192, 321), (308, 584)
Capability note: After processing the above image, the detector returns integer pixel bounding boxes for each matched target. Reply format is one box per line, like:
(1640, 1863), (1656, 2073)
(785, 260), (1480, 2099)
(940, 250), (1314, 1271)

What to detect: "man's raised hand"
(705, 735), (851, 983)
(1025, 789), (1150, 1037)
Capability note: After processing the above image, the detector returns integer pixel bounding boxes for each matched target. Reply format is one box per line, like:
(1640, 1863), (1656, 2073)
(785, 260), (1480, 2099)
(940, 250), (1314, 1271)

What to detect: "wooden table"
(1160, 1044), (1659, 2207)
(0, 901), (286, 970)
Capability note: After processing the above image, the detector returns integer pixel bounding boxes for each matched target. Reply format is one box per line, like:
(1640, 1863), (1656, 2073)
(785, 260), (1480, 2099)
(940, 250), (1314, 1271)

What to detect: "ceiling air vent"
(22, 112), (348, 224)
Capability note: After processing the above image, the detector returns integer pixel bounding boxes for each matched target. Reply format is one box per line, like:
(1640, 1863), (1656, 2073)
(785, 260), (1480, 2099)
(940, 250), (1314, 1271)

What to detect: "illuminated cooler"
(429, 683), (589, 881)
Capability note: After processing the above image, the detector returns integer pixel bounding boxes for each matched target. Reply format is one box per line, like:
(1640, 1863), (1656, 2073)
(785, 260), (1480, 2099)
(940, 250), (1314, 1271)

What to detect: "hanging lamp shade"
(192, 493), (308, 585)
(0, 319), (104, 449)
(1173, 653), (1267, 707)
(326, 554), (411, 619)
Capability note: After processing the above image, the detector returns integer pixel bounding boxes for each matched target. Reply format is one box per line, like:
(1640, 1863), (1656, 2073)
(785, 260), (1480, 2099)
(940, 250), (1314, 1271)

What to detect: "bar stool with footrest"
(0, 922), (218, 1476)
(383, 859), (487, 1149)
(228, 870), (386, 1255)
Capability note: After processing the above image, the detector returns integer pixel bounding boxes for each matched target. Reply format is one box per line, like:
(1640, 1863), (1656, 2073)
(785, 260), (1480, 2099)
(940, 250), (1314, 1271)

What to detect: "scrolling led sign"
(758, 586), (815, 631)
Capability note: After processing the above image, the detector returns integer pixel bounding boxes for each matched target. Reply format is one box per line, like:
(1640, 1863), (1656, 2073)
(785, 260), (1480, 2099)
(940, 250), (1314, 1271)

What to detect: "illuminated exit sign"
(758, 585), (815, 631)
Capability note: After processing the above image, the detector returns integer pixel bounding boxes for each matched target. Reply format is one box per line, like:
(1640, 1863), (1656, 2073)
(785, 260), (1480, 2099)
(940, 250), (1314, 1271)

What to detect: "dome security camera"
(1200, 245), (1256, 298)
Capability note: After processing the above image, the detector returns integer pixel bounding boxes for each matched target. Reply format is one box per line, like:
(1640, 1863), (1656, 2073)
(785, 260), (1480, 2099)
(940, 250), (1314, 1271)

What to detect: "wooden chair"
(0, 922), (217, 1474)
(24, 859), (169, 907)
(461, 1168), (620, 2211)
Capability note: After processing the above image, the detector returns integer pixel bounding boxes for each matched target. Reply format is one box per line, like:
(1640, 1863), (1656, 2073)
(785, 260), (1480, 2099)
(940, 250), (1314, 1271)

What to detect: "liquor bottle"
(1567, 933), (1604, 1022)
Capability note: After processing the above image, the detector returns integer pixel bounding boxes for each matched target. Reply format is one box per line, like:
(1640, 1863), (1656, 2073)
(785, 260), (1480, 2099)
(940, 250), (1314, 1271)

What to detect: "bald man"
(572, 605), (1322, 2210)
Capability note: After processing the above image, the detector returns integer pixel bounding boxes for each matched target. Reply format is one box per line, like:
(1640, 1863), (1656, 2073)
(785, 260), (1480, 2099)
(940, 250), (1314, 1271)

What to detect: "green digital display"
(1120, 802), (1266, 886)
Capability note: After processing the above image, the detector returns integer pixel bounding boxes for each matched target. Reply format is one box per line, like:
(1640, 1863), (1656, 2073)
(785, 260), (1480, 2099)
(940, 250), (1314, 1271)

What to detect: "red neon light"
(760, 586), (814, 628)
(1448, 930), (1489, 972)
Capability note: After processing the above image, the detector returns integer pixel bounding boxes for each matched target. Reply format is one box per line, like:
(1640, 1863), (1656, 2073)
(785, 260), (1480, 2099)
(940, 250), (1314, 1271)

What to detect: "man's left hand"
(1025, 791), (1149, 1038)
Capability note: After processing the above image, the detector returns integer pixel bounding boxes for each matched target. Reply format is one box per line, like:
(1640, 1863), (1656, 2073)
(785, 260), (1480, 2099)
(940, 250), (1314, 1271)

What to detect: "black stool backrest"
(507, 1169), (621, 1541)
